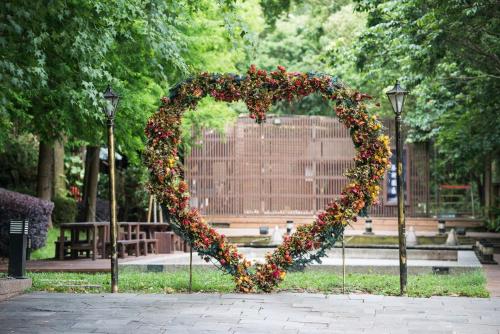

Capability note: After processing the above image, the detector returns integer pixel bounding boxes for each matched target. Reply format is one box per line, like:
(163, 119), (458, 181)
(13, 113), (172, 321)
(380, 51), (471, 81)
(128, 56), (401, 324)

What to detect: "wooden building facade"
(185, 115), (430, 220)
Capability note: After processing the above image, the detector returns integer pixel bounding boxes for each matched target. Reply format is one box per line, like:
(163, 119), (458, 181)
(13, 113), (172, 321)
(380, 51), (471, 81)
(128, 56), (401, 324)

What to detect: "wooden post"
(153, 196), (157, 223)
(159, 203), (164, 223)
(147, 194), (153, 223)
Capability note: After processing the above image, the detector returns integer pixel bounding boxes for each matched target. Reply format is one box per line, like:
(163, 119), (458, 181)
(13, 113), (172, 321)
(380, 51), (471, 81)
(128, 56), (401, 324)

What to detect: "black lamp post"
(103, 85), (119, 293)
(386, 81), (408, 296)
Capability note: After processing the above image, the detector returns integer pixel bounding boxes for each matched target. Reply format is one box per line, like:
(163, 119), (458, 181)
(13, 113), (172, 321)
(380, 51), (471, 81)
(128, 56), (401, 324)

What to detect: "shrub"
(0, 188), (54, 257)
(482, 205), (500, 232)
(0, 134), (39, 195)
(52, 195), (77, 226)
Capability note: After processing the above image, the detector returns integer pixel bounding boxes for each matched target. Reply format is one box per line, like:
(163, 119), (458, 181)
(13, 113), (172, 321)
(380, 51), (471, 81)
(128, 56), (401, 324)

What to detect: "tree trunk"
(116, 170), (125, 221)
(485, 153), (492, 219)
(37, 140), (53, 201)
(475, 175), (484, 207)
(52, 138), (66, 198)
(37, 140), (53, 227)
(83, 146), (100, 222)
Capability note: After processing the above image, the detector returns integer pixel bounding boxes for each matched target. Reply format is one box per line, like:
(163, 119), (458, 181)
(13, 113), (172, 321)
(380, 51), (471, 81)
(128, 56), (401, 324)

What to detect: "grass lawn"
(28, 269), (489, 297)
(30, 228), (61, 260)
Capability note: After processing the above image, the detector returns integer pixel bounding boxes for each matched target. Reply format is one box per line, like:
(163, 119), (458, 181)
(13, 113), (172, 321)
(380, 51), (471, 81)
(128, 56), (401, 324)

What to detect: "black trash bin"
(8, 220), (29, 278)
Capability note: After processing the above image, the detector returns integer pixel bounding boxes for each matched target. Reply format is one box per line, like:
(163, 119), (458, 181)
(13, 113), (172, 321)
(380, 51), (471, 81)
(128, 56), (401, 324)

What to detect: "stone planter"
(0, 277), (32, 301)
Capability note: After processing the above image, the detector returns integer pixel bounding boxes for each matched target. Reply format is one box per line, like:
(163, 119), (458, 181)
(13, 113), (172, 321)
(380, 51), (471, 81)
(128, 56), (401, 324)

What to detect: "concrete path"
(1, 292), (499, 334)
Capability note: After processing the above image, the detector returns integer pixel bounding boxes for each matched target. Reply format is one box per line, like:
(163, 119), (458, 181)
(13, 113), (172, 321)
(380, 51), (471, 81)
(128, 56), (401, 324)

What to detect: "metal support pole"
(153, 196), (157, 223)
(108, 118), (118, 293)
(147, 195), (153, 223)
(188, 247), (193, 293)
(395, 113), (407, 296)
(342, 236), (346, 294)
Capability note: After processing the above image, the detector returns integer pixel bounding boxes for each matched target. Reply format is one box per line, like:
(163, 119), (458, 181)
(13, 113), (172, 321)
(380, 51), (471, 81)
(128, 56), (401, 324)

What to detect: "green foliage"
(120, 165), (150, 221)
(484, 217), (500, 233)
(181, 97), (238, 154)
(353, 0), (500, 184)
(0, 134), (38, 195)
(2, 0), (497, 220)
(28, 269), (489, 297)
(30, 228), (61, 260)
(0, 0), (265, 227)
(64, 155), (85, 189)
(253, 1), (379, 116)
(484, 207), (500, 232)
(259, 0), (292, 25)
(51, 196), (78, 226)
(1, 0), (256, 162)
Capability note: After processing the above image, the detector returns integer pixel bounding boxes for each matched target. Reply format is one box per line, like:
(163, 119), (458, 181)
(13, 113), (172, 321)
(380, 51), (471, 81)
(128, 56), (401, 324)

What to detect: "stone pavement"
(1, 292), (499, 334)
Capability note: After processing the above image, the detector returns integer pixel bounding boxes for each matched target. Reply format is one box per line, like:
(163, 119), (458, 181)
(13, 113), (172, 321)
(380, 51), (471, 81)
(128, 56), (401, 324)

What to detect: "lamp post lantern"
(103, 85), (119, 293)
(386, 81), (408, 296)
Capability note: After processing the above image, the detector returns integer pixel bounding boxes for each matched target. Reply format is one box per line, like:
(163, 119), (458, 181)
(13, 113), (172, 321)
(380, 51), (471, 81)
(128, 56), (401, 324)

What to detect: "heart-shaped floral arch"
(144, 65), (391, 292)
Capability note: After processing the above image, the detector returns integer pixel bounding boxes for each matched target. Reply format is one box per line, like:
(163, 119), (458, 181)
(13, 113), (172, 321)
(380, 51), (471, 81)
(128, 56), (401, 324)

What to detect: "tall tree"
(354, 0), (500, 212)
(1, 0), (250, 201)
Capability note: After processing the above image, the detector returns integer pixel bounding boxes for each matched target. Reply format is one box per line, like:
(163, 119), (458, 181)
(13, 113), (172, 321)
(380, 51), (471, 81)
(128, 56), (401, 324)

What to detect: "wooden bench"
(117, 240), (140, 258)
(139, 239), (158, 255)
(55, 239), (92, 259)
(54, 240), (71, 259)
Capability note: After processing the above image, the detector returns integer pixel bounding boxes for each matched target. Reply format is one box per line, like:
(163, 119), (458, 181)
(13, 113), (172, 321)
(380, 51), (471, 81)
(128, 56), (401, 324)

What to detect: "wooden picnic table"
(58, 222), (108, 261)
(135, 222), (171, 239)
(58, 222), (174, 260)
(118, 222), (140, 240)
(135, 223), (175, 254)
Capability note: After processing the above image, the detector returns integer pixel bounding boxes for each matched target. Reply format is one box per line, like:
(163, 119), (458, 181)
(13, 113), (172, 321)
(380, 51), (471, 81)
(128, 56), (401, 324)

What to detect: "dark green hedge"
(52, 195), (77, 226)
(0, 188), (54, 256)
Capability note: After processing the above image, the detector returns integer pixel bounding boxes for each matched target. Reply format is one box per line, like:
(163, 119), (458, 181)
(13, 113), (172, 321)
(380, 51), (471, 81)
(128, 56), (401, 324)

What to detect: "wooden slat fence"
(185, 115), (430, 217)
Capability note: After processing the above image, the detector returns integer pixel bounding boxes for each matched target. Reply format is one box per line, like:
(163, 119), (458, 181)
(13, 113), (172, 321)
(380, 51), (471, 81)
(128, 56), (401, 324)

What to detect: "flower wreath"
(144, 65), (391, 292)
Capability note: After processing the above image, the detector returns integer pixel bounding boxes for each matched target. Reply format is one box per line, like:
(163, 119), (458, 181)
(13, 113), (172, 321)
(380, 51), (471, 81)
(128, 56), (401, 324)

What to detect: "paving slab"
(0, 292), (499, 333)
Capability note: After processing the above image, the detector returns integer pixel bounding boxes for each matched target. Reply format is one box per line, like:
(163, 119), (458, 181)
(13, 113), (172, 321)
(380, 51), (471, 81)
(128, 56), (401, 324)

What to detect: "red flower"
(272, 270), (281, 279)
